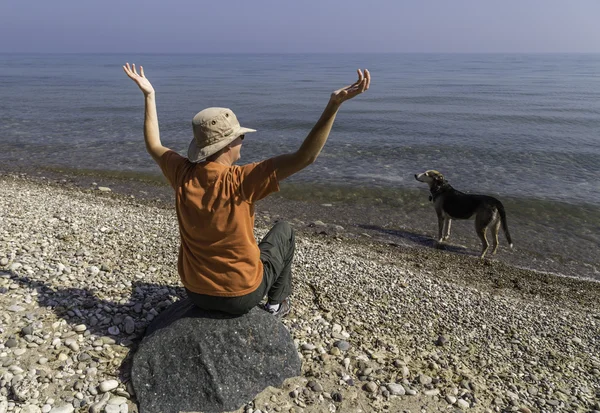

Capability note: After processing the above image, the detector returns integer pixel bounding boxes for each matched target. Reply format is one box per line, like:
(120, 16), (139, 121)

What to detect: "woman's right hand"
(123, 63), (155, 96)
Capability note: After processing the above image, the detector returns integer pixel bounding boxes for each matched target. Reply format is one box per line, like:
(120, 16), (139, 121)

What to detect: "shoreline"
(4, 164), (598, 283)
(1, 173), (599, 412)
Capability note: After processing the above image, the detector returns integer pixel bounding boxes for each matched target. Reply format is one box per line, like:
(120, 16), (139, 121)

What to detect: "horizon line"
(1, 51), (600, 55)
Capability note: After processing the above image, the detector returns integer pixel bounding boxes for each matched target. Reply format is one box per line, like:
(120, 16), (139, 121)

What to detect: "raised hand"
(123, 63), (155, 96)
(329, 69), (371, 106)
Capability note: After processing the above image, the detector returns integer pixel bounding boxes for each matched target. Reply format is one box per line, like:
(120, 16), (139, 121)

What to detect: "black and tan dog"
(414, 170), (513, 258)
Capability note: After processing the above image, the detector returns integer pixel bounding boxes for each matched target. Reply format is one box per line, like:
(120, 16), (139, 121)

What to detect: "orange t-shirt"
(159, 150), (279, 297)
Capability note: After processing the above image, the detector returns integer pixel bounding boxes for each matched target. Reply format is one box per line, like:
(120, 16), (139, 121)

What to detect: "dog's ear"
(430, 171), (444, 182)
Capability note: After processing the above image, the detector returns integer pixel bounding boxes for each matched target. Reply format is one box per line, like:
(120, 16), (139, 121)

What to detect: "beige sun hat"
(188, 107), (256, 162)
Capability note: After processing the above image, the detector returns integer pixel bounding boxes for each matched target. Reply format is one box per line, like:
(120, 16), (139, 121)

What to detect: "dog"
(414, 170), (513, 258)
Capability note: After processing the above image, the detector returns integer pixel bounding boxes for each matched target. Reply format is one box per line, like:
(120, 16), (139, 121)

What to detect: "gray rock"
(307, 380), (323, 392)
(363, 382), (378, 393)
(131, 299), (301, 413)
(5, 338), (18, 348)
(419, 374), (432, 385)
(88, 393), (110, 413)
(386, 383), (405, 396)
(334, 340), (351, 352)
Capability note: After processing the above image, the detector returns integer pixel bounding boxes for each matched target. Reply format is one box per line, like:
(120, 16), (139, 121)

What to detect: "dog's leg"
(437, 213), (444, 243)
(475, 214), (491, 259)
(491, 218), (501, 255)
(476, 226), (489, 259)
(443, 218), (452, 240)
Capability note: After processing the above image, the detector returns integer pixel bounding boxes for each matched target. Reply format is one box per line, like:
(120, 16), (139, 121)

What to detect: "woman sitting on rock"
(123, 63), (370, 317)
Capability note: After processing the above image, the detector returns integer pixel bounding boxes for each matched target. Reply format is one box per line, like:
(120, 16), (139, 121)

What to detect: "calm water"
(2, 53), (600, 204)
(1, 53), (600, 278)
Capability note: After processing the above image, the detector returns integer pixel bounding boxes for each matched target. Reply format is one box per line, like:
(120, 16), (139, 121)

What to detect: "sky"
(1, 0), (599, 54)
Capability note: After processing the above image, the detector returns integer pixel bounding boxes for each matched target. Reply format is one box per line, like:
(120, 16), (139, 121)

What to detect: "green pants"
(186, 221), (295, 315)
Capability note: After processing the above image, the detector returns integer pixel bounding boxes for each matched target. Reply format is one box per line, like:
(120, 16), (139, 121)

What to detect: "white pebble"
(446, 395), (457, 404)
(74, 324), (87, 332)
(20, 406), (41, 413)
(48, 405), (74, 413)
(107, 397), (127, 406)
(99, 380), (119, 393)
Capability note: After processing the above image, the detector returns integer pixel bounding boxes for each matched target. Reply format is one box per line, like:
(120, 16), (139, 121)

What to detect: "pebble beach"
(1, 173), (599, 413)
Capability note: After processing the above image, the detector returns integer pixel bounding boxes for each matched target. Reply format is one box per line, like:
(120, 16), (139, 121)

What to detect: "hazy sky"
(1, 0), (599, 53)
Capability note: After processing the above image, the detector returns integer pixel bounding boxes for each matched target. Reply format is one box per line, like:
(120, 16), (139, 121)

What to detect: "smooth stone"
(48, 405), (74, 413)
(457, 399), (470, 409)
(99, 380), (119, 393)
(107, 397), (127, 405)
(419, 374), (432, 385)
(104, 406), (120, 413)
(88, 394), (110, 413)
(329, 347), (341, 356)
(334, 340), (351, 352)
(5, 339), (18, 348)
(363, 382), (378, 393)
(124, 318), (135, 335)
(386, 383), (405, 396)
(424, 388), (440, 396)
(307, 380), (323, 393)
(20, 406), (41, 413)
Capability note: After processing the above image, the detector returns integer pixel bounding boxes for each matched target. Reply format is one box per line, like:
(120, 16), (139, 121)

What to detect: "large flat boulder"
(131, 298), (301, 413)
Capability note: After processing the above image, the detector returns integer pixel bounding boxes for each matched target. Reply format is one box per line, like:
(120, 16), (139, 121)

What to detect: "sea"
(1, 53), (599, 279)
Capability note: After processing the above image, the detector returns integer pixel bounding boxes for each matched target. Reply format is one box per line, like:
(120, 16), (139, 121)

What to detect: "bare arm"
(123, 63), (170, 164)
(271, 69), (371, 181)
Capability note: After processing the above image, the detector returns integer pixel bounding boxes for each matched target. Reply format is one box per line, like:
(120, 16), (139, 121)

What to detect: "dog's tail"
(496, 201), (513, 248)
